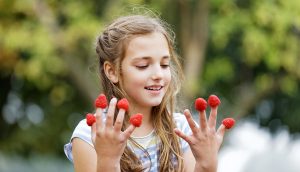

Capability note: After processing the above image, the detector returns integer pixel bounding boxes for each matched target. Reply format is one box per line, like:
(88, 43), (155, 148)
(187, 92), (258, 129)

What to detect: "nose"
(151, 64), (163, 80)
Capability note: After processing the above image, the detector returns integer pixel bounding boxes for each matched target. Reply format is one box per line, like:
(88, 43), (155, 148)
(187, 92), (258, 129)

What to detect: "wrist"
(97, 157), (120, 172)
(194, 161), (217, 172)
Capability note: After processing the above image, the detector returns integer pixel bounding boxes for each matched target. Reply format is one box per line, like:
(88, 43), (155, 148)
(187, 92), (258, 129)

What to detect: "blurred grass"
(0, 152), (72, 172)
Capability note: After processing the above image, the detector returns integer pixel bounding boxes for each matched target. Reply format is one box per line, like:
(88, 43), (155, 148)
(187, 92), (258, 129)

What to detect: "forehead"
(124, 32), (170, 60)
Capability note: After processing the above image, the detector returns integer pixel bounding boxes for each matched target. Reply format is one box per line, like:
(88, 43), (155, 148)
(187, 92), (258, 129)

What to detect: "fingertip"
(183, 109), (190, 113)
(220, 124), (226, 130)
(110, 97), (117, 104)
(183, 109), (191, 117)
(174, 128), (180, 134)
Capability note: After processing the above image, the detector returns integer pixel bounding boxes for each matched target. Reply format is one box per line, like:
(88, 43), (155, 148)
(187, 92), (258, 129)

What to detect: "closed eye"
(161, 64), (169, 69)
(136, 65), (148, 69)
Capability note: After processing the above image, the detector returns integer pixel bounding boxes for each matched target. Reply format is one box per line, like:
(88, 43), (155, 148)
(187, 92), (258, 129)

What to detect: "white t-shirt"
(64, 113), (192, 172)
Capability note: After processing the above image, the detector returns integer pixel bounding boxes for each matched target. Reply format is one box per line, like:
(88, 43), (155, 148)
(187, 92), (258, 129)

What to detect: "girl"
(64, 15), (227, 172)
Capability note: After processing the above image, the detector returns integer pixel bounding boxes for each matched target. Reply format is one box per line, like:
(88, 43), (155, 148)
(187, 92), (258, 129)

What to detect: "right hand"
(91, 98), (136, 162)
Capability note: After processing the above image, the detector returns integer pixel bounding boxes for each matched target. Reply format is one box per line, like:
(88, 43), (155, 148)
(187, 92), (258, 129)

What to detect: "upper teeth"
(146, 86), (162, 91)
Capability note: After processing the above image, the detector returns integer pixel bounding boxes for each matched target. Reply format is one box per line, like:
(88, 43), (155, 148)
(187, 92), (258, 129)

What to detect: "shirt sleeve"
(64, 119), (93, 163)
(173, 113), (196, 153)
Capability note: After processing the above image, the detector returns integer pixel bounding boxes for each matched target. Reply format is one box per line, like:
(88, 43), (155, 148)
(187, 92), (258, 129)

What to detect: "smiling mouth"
(144, 86), (163, 91)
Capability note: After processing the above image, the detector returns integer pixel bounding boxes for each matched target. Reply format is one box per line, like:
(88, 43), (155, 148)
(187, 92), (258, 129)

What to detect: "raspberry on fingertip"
(208, 95), (221, 108)
(130, 113), (143, 127)
(86, 113), (96, 126)
(94, 94), (107, 109)
(195, 98), (207, 111)
(222, 118), (235, 129)
(117, 98), (129, 111)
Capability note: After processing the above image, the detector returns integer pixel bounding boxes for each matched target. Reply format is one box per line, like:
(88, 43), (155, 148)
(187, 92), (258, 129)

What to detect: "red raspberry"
(222, 118), (235, 129)
(86, 113), (96, 126)
(117, 98), (129, 111)
(195, 98), (207, 111)
(208, 95), (221, 108)
(130, 113), (143, 127)
(94, 94), (107, 108)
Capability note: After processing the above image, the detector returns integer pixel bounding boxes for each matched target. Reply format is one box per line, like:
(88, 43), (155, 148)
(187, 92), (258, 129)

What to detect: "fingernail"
(111, 97), (117, 104)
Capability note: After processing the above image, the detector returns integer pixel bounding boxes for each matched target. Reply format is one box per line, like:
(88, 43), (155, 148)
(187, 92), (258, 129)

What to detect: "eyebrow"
(132, 55), (170, 62)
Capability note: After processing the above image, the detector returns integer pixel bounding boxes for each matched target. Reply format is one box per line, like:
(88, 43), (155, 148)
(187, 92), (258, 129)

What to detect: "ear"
(103, 61), (119, 83)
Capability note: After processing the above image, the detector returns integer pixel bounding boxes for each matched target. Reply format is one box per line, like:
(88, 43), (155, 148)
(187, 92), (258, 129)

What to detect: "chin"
(149, 99), (163, 107)
(151, 103), (161, 107)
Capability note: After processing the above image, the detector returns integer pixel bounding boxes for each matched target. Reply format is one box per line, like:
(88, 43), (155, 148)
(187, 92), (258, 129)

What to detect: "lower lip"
(146, 88), (162, 95)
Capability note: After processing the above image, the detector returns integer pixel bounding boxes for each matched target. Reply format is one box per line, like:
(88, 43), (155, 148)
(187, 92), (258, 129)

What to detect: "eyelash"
(161, 64), (169, 68)
(136, 64), (170, 69)
(136, 66), (148, 69)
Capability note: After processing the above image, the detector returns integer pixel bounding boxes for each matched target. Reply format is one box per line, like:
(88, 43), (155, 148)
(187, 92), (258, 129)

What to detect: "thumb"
(122, 125), (136, 139)
(217, 124), (226, 139)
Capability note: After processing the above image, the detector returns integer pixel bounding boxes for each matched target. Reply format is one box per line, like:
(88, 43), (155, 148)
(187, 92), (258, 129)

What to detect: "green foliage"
(0, 0), (299, 160)
(207, 0), (300, 133)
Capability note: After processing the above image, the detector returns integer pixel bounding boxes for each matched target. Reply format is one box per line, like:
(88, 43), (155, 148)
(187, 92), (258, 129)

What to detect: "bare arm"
(72, 137), (122, 172)
(72, 138), (97, 172)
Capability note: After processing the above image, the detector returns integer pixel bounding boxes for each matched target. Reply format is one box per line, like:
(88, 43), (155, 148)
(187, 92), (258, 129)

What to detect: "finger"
(208, 106), (218, 128)
(217, 124), (226, 138)
(198, 109), (207, 131)
(122, 125), (136, 139)
(95, 108), (103, 131)
(91, 122), (96, 144)
(183, 109), (199, 134)
(114, 109), (125, 132)
(174, 128), (191, 144)
(105, 98), (117, 128)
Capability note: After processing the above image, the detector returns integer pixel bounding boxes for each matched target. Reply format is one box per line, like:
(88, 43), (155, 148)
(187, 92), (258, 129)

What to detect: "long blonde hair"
(95, 15), (184, 172)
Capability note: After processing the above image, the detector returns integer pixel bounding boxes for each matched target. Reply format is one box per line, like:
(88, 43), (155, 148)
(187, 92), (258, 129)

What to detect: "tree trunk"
(178, 0), (209, 105)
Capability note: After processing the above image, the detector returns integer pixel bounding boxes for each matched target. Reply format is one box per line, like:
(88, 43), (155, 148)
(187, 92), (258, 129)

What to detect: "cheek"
(165, 70), (172, 83)
(122, 71), (145, 88)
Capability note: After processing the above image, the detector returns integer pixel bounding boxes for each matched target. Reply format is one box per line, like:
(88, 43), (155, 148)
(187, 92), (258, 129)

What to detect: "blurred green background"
(0, 0), (299, 171)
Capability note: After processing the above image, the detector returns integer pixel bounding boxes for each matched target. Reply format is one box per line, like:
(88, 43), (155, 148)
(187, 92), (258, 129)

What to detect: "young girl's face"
(121, 32), (171, 110)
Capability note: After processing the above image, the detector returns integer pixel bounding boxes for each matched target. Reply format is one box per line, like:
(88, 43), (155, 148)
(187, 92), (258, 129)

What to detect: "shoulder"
(64, 119), (92, 162)
(173, 112), (185, 121)
(173, 113), (188, 129)
(172, 113), (193, 153)
(68, 112), (107, 146)
(71, 119), (93, 146)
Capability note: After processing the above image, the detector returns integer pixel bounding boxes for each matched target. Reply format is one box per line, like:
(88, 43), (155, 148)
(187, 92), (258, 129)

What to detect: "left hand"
(174, 106), (226, 171)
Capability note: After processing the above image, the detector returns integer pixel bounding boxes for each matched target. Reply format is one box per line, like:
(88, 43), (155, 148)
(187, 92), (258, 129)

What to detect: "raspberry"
(94, 94), (107, 108)
(130, 113), (143, 127)
(222, 118), (235, 129)
(86, 113), (96, 126)
(208, 95), (221, 108)
(117, 98), (129, 111)
(195, 98), (207, 111)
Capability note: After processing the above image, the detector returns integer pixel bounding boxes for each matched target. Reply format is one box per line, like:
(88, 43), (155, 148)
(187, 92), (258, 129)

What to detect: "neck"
(129, 106), (154, 137)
